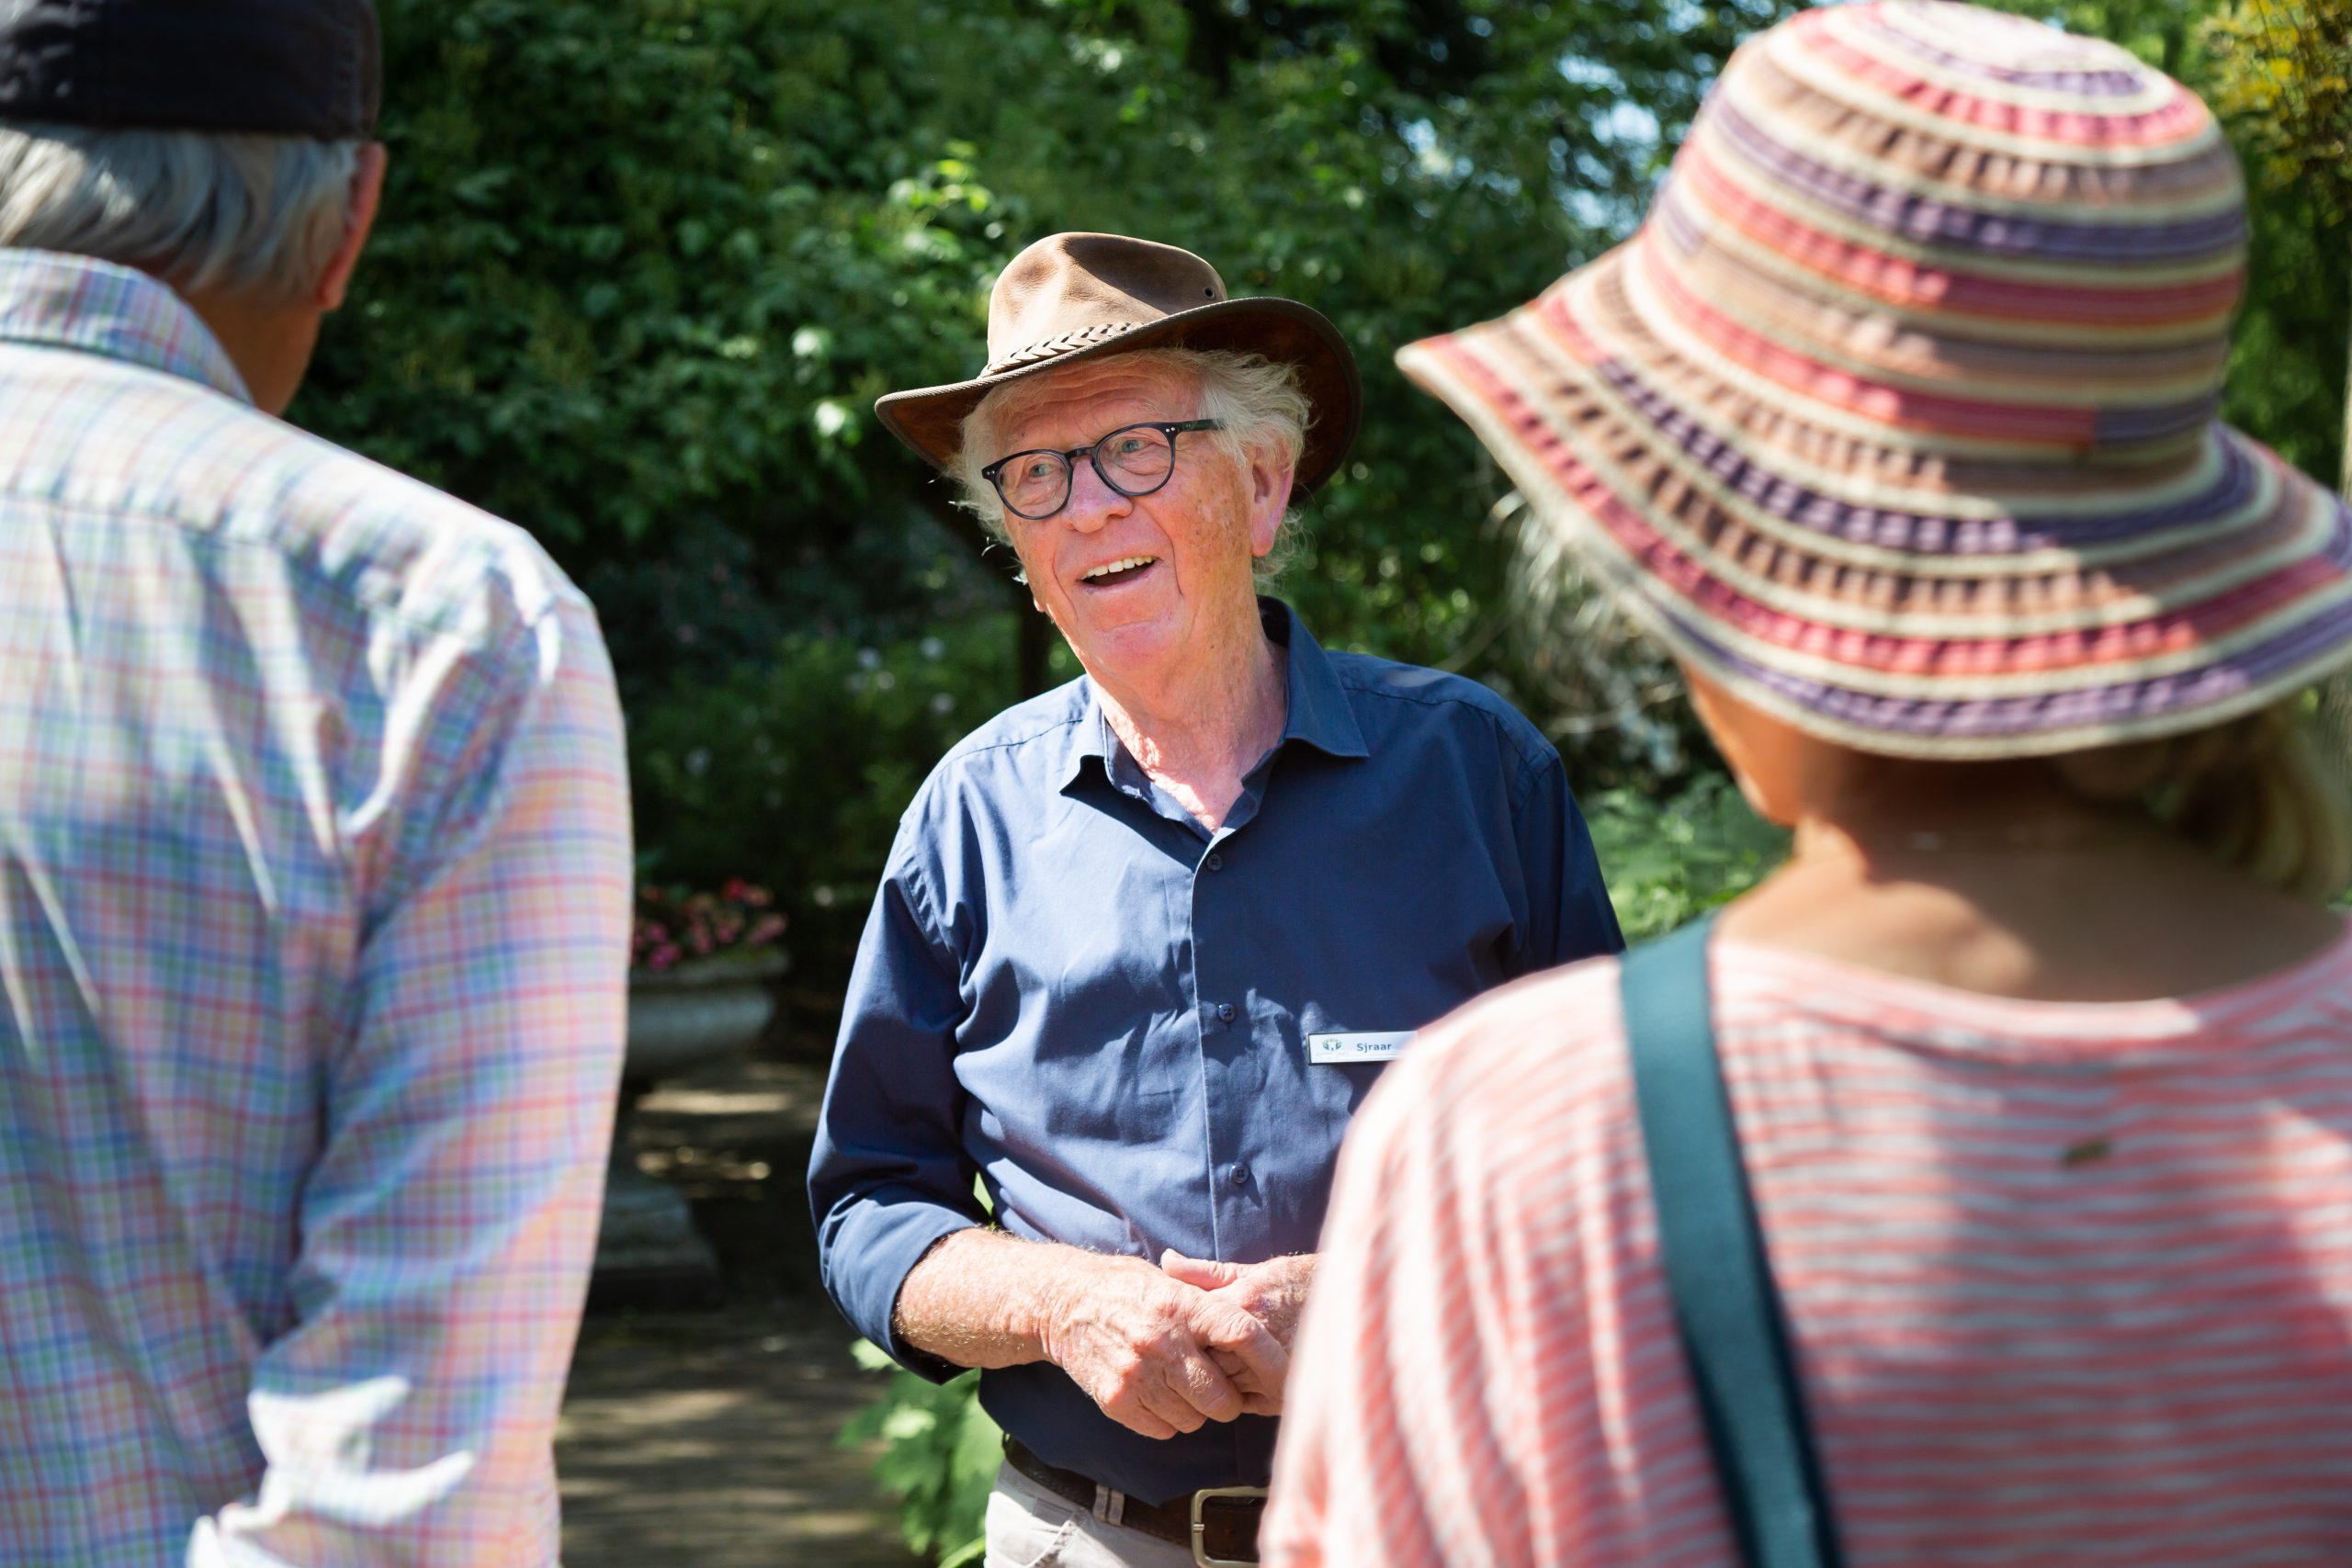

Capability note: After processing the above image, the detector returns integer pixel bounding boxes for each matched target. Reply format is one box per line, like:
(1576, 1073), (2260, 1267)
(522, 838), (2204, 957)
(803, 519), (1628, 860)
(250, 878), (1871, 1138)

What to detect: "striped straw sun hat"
(1400, 0), (2352, 759)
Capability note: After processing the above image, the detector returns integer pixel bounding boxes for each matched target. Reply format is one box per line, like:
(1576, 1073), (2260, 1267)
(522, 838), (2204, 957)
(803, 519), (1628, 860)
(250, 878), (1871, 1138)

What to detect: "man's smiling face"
(985, 355), (1285, 695)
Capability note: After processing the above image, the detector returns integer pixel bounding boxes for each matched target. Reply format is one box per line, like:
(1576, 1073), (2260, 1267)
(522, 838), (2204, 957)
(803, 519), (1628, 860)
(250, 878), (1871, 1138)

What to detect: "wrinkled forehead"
(979, 352), (1205, 451)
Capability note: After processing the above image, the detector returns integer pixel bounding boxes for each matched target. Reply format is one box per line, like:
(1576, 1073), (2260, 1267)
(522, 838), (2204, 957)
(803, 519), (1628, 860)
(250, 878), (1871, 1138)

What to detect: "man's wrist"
(1023, 1244), (1094, 1367)
(921, 1228), (1091, 1369)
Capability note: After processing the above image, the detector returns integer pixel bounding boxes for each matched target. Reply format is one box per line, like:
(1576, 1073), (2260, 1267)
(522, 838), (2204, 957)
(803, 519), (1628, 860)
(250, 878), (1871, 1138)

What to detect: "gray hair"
(950, 346), (1316, 586)
(0, 121), (361, 301)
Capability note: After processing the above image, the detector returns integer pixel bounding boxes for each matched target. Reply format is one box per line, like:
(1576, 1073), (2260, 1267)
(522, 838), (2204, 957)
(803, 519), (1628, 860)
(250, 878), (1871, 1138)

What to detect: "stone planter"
(593, 949), (788, 1305)
(624, 949), (789, 1085)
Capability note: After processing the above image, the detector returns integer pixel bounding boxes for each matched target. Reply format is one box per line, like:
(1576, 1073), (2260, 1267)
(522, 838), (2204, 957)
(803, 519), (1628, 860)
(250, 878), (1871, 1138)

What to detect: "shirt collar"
(1267, 599), (1371, 761)
(1057, 597), (1371, 795)
(0, 250), (253, 404)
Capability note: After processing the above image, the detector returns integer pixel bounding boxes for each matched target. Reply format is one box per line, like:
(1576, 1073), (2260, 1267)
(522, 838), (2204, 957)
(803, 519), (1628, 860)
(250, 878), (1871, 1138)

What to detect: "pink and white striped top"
(1263, 931), (2352, 1566)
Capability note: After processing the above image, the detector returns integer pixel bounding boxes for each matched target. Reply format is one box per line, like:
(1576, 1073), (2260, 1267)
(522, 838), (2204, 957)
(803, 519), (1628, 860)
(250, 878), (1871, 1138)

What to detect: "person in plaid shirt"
(0, 4), (631, 1563)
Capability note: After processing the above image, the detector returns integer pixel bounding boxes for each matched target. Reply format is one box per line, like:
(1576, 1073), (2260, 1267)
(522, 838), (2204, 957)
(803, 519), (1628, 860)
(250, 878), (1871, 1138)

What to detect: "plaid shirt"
(0, 251), (632, 1566)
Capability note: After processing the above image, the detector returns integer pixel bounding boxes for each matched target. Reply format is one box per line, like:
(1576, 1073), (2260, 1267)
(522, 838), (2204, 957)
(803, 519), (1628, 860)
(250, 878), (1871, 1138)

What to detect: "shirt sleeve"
(1509, 747), (1624, 975)
(191, 595), (632, 1566)
(806, 819), (984, 1383)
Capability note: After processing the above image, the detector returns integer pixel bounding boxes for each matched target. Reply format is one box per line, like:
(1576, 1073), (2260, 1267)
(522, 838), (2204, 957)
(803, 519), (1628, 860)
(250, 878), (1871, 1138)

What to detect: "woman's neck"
(1787, 761), (2135, 863)
(1723, 765), (2340, 1001)
(1092, 621), (1287, 830)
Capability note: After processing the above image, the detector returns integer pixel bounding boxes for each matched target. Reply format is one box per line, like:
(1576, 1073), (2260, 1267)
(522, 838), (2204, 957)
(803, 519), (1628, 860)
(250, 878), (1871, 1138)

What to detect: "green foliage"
(1587, 773), (1790, 943)
(2204, 0), (2352, 489)
(303, 0), (1796, 708)
(626, 616), (1020, 972)
(303, 0), (1012, 663)
(301, 0), (2348, 776)
(841, 1343), (999, 1568)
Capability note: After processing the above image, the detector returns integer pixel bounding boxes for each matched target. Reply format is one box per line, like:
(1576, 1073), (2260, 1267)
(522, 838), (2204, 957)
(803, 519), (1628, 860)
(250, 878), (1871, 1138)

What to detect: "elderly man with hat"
(808, 232), (1623, 1567)
(0, 4), (629, 1563)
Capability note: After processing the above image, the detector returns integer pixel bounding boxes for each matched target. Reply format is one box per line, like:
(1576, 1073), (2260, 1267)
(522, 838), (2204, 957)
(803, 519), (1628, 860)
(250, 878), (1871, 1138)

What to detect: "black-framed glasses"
(979, 420), (1225, 521)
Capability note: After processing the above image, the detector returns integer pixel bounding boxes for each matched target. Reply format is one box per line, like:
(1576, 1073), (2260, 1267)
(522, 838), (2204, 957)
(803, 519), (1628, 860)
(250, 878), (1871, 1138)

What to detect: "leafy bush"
(627, 616), (1033, 978)
(1587, 773), (1790, 943)
(840, 1347), (998, 1568)
(300, 0), (1804, 773)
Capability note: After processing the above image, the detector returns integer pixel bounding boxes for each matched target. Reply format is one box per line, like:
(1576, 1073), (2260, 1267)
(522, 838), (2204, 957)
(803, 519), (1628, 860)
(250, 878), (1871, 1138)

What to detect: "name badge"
(1306, 1032), (1415, 1066)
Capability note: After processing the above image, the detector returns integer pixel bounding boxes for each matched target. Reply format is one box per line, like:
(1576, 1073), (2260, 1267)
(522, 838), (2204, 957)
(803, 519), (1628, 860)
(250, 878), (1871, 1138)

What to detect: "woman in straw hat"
(1264, 4), (2352, 1564)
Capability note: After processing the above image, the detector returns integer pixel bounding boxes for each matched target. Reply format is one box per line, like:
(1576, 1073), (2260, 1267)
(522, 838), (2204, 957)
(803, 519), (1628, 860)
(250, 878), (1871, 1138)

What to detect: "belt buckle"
(1189, 1484), (1269, 1568)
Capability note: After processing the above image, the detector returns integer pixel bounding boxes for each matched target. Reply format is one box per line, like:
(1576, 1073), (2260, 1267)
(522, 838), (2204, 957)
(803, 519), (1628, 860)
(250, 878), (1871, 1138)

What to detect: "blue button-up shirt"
(809, 601), (1622, 1501)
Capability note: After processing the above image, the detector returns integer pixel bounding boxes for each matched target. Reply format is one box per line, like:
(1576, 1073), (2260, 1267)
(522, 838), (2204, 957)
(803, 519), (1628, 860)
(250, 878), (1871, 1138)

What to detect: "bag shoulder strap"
(1619, 915), (1845, 1568)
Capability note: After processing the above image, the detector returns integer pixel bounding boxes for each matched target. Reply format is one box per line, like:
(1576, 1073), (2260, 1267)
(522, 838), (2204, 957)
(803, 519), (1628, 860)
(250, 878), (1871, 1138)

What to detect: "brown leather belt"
(1003, 1437), (1266, 1565)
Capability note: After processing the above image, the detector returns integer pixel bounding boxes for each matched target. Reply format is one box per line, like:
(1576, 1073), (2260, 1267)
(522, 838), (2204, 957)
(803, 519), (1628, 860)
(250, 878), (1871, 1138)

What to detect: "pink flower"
(632, 880), (788, 971)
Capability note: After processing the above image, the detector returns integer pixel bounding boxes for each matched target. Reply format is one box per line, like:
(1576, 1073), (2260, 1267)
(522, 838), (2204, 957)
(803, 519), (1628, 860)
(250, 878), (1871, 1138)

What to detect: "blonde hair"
(950, 345), (1314, 584)
(2053, 699), (2352, 901)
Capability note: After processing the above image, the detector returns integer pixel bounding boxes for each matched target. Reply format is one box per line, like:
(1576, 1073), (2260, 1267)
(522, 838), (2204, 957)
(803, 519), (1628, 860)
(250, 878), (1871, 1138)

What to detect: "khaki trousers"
(983, 1459), (1202, 1568)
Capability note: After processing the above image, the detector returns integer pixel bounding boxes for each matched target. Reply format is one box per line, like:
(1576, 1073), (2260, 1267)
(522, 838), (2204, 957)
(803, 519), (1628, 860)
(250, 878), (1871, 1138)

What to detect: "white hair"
(950, 345), (1316, 584)
(0, 121), (360, 301)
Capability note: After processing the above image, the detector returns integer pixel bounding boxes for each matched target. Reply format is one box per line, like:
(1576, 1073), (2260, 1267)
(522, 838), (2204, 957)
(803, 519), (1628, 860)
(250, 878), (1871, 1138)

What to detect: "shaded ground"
(559, 1303), (919, 1568)
(558, 1050), (922, 1568)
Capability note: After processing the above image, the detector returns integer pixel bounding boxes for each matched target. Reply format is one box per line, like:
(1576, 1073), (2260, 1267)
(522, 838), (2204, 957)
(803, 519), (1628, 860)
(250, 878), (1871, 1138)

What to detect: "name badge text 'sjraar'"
(1306, 1032), (1415, 1066)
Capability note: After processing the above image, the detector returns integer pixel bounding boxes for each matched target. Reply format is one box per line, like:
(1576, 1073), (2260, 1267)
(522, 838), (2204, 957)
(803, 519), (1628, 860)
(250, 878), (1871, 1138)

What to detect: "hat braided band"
(981, 320), (1148, 377)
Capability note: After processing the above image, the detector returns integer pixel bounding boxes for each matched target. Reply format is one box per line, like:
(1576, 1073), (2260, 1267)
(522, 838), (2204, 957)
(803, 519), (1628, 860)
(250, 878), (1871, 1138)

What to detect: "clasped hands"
(1044, 1250), (1316, 1439)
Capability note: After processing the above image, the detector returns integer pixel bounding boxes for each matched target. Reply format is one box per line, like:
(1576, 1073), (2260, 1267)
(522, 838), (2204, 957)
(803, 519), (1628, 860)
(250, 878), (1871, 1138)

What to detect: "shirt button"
(1206, 852), (1224, 872)
(1216, 1002), (1237, 1024)
(1228, 1164), (1250, 1189)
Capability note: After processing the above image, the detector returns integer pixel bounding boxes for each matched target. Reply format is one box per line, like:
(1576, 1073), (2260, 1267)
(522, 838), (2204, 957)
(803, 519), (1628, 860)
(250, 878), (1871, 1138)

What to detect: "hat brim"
(1399, 241), (2352, 761)
(875, 296), (1363, 499)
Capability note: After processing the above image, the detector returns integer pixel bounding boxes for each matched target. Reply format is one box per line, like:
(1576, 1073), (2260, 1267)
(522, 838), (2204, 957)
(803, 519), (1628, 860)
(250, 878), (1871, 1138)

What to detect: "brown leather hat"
(875, 232), (1362, 497)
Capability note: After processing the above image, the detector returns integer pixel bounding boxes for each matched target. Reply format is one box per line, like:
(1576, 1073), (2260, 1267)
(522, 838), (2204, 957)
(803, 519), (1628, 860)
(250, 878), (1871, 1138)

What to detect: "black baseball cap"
(0, 0), (380, 140)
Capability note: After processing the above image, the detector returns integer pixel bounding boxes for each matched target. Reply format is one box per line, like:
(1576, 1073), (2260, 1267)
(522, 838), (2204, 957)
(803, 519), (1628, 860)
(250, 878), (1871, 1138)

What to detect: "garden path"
(557, 1054), (922, 1568)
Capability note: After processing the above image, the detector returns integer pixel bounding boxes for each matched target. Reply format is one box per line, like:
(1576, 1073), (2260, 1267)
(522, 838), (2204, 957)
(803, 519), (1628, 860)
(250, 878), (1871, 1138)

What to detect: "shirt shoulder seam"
(890, 708), (1091, 951)
(1328, 664), (1555, 777)
(937, 708), (1090, 763)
